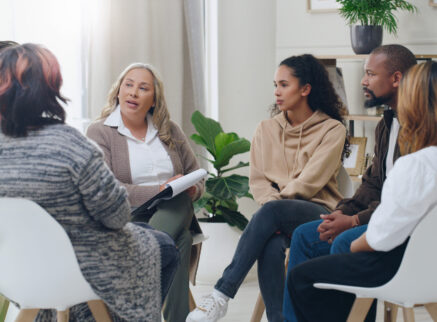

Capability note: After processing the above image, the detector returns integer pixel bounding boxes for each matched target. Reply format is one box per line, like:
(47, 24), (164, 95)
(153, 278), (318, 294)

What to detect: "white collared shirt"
(366, 146), (437, 251)
(104, 106), (174, 186)
(385, 116), (399, 175)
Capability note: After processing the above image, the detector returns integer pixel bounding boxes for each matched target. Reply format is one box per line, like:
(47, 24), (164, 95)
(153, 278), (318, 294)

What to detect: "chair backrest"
(337, 165), (354, 198)
(0, 198), (100, 310)
(371, 204), (437, 306)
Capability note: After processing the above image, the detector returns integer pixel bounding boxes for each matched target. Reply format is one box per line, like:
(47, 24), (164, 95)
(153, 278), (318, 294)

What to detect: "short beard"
(363, 87), (393, 108)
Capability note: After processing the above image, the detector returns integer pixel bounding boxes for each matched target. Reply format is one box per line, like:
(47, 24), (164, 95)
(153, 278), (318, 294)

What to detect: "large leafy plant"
(191, 111), (252, 231)
(335, 0), (417, 35)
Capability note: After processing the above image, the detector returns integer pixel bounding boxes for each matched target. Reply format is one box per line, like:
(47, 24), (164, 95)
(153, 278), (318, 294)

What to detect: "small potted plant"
(335, 0), (417, 54)
(190, 110), (252, 232)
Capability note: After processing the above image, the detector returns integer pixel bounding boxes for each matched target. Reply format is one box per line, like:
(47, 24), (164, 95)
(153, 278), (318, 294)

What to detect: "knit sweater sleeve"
(68, 128), (131, 229)
(280, 122), (346, 200)
(249, 124), (282, 205)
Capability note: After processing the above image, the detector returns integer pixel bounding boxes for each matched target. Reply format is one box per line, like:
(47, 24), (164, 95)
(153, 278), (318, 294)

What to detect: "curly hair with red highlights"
(0, 43), (67, 137)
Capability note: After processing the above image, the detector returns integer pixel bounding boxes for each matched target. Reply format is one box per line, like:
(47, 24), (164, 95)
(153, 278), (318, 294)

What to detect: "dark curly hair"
(0, 43), (67, 137)
(271, 54), (349, 159)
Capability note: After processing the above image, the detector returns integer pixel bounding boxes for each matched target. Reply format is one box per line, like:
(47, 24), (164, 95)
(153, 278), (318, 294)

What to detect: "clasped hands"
(317, 210), (359, 244)
(159, 174), (197, 198)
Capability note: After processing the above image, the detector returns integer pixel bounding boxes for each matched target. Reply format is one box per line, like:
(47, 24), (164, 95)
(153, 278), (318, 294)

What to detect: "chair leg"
(250, 293), (265, 322)
(402, 307), (415, 322)
(384, 301), (398, 322)
(189, 289), (196, 311)
(424, 303), (437, 320)
(87, 300), (112, 322)
(15, 309), (39, 322)
(56, 309), (69, 322)
(346, 298), (374, 322)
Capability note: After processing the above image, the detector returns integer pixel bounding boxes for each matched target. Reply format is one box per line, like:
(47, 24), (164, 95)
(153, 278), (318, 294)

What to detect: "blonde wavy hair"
(100, 63), (174, 148)
(398, 61), (437, 155)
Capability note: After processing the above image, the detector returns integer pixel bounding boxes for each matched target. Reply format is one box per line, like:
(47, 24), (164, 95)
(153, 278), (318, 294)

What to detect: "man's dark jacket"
(336, 109), (400, 224)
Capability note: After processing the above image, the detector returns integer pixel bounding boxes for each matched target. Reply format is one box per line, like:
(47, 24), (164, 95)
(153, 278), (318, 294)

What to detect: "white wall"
(217, 0), (277, 217)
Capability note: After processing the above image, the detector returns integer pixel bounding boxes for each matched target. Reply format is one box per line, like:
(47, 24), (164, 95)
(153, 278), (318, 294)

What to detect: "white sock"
(212, 289), (230, 301)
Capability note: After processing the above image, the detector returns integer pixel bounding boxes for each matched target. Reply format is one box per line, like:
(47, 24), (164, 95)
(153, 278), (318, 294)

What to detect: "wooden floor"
(4, 281), (433, 321)
(190, 280), (433, 322)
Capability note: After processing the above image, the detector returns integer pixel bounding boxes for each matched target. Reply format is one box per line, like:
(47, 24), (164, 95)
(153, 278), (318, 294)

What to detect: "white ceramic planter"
(196, 222), (257, 285)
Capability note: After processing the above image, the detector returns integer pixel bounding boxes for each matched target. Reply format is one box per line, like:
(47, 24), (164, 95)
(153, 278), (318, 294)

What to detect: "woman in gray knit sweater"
(0, 44), (178, 321)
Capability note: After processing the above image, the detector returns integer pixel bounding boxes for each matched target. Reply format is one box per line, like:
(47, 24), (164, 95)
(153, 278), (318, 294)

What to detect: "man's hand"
(317, 210), (359, 243)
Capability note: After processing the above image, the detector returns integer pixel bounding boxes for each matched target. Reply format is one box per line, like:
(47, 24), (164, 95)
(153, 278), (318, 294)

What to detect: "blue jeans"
(283, 219), (367, 322)
(214, 200), (327, 322)
(134, 222), (180, 304)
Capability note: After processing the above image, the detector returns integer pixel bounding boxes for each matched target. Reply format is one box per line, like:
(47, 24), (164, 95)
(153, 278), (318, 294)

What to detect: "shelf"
(345, 115), (382, 122)
(318, 54), (437, 60)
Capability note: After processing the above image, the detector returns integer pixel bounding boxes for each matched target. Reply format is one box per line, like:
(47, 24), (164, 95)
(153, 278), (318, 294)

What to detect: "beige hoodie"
(250, 110), (346, 211)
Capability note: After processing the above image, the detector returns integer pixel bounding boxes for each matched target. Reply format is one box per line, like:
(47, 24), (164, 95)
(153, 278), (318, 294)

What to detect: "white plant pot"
(196, 222), (257, 285)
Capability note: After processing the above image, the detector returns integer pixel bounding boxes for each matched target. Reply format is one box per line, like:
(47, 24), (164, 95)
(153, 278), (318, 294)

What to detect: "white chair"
(0, 198), (112, 322)
(250, 165), (355, 322)
(314, 205), (437, 322)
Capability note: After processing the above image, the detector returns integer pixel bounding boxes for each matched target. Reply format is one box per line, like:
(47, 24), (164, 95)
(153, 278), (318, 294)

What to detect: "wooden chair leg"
(56, 309), (69, 322)
(189, 289), (196, 312)
(402, 307), (415, 322)
(250, 293), (265, 322)
(346, 298), (374, 322)
(87, 300), (112, 322)
(424, 303), (437, 320)
(384, 301), (398, 322)
(0, 296), (9, 322)
(15, 309), (39, 322)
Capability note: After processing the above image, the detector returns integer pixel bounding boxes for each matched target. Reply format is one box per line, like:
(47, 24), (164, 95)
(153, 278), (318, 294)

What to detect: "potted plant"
(190, 110), (252, 231)
(335, 0), (417, 54)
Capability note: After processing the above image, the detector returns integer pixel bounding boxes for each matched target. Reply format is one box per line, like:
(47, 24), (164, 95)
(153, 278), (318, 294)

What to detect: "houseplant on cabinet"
(335, 0), (417, 54)
(190, 110), (256, 283)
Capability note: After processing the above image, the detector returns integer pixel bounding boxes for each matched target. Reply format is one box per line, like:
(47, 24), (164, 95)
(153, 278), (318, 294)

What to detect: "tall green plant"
(335, 0), (417, 35)
(190, 110), (252, 231)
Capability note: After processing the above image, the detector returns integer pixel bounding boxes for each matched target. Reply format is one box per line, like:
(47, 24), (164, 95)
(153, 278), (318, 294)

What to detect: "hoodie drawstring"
(290, 125), (303, 178)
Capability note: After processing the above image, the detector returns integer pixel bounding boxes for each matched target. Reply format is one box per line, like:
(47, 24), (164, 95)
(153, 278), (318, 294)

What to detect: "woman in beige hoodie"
(187, 54), (348, 322)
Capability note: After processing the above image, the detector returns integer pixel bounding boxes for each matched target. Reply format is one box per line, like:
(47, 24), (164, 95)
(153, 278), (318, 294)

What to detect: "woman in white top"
(86, 63), (204, 322)
(286, 60), (437, 322)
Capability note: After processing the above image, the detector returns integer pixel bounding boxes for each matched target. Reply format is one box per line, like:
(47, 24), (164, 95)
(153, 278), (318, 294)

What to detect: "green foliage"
(191, 111), (252, 231)
(335, 0), (417, 35)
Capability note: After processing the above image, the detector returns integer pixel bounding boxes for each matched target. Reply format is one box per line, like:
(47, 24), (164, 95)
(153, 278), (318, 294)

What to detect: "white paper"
(167, 169), (208, 197)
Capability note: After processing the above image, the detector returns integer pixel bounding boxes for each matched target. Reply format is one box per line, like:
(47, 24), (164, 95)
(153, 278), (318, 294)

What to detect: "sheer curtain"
(0, 0), (206, 134)
(85, 0), (206, 134)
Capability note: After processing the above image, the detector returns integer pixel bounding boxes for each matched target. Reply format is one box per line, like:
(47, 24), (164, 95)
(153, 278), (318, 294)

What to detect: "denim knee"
(330, 225), (368, 255)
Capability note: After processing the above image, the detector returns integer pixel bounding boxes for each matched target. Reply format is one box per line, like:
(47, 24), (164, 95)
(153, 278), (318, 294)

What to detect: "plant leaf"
(215, 132), (238, 156)
(214, 138), (251, 169)
(191, 111), (223, 157)
(218, 206), (248, 231)
(206, 174), (250, 200)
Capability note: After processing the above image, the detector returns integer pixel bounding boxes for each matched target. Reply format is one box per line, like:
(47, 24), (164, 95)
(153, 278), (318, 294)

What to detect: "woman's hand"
(186, 185), (197, 199)
(159, 174), (183, 191)
(350, 233), (374, 253)
(159, 174), (197, 198)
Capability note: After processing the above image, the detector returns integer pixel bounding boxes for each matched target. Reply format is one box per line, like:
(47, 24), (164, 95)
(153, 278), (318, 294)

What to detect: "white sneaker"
(186, 290), (229, 322)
